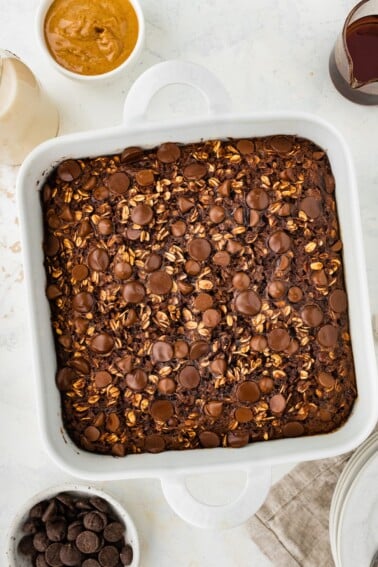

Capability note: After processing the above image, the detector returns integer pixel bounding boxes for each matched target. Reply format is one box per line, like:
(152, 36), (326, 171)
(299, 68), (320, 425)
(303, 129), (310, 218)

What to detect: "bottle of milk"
(0, 50), (59, 165)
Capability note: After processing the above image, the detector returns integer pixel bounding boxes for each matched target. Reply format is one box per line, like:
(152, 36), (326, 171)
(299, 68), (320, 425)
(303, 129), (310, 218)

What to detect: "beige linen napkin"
(248, 452), (351, 567)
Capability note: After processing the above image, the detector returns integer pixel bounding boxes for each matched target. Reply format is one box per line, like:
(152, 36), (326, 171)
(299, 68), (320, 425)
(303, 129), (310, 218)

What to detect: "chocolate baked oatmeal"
(41, 136), (357, 456)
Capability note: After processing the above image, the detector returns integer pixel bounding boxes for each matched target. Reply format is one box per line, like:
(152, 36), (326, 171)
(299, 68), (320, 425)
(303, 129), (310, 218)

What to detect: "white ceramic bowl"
(16, 60), (378, 529)
(5, 483), (140, 566)
(35, 0), (145, 81)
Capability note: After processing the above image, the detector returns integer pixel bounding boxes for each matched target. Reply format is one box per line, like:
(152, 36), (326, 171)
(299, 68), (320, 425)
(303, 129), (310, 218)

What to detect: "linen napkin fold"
(248, 451), (351, 567)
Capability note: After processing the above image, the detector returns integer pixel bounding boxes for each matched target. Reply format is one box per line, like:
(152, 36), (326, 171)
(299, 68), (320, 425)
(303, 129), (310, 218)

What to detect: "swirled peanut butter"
(44, 0), (139, 76)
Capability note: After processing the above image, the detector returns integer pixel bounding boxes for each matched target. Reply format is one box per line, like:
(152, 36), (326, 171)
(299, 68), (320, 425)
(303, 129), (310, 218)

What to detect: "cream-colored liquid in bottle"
(0, 51), (59, 165)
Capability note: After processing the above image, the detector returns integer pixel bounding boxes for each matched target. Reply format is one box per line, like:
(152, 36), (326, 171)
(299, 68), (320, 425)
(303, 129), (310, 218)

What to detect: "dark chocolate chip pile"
(18, 492), (133, 566)
(42, 136), (357, 456)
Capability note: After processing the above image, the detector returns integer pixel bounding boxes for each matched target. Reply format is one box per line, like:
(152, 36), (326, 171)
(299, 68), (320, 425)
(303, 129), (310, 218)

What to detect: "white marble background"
(1, 0), (377, 565)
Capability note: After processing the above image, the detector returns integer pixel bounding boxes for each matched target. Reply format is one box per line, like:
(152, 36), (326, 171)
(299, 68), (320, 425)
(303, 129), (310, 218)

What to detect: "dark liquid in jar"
(346, 15), (378, 83)
(329, 14), (378, 104)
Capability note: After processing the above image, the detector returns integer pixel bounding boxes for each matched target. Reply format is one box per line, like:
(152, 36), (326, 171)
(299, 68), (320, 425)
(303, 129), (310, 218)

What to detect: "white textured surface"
(1, 0), (378, 566)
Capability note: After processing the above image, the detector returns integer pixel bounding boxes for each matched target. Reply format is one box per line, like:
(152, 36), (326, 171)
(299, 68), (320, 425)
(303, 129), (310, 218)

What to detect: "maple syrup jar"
(329, 0), (378, 104)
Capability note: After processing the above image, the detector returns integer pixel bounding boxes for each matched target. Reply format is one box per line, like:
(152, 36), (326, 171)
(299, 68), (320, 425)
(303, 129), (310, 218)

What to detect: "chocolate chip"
(22, 519), (39, 534)
(126, 369), (148, 391)
(120, 146), (143, 163)
(227, 431), (249, 448)
(183, 163), (207, 180)
(45, 542), (64, 566)
(157, 142), (181, 163)
(209, 205), (226, 223)
(83, 511), (106, 532)
(235, 290), (261, 316)
(267, 328), (291, 351)
(93, 187), (109, 201)
(202, 308), (221, 327)
(148, 271), (172, 295)
(288, 286), (303, 303)
(317, 372), (336, 389)
(45, 235), (60, 256)
(120, 544), (133, 565)
(250, 335), (267, 352)
(283, 421), (304, 437)
(199, 431), (220, 448)
(131, 204), (153, 225)
(171, 220), (186, 236)
(88, 248), (109, 272)
(301, 304), (324, 327)
(193, 292), (213, 311)
(329, 289), (347, 312)
(157, 378), (176, 395)
(178, 281), (194, 295)
(107, 172), (130, 195)
(56, 367), (76, 391)
(246, 188), (269, 210)
(189, 340), (209, 360)
(178, 366), (200, 389)
(42, 500), (58, 522)
(269, 394), (286, 414)
(268, 231), (291, 253)
(59, 543), (81, 566)
(268, 280), (287, 299)
(125, 228), (140, 240)
(78, 220), (92, 237)
(218, 179), (231, 197)
(178, 196), (194, 212)
(84, 426), (100, 441)
(123, 281), (146, 303)
(113, 262), (132, 280)
(236, 139), (254, 154)
(209, 359), (227, 375)
(70, 357), (90, 374)
(152, 341), (173, 362)
(103, 522), (124, 543)
(106, 413), (120, 432)
(72, 264), (89, 281)
(185, 259), (201, 275)
(82, 560), (100, 567)
(135, 169), (154, 186)
(97, 218), (113, 235)
(57, 160), (81, 182)
(150, 400), (174, 421)
(232, 272), (250, 290)
(18, 535), (35, 556)
(76, 531), (100, 554)
(204, 401), (223, 417)
(36, 555), (49, 567)
(270, 135), (293, 154)
(144, 253), (162, 272)
(227, 239), (243, 254)
(317, 324), (339, 347)
(235, 407), (253, 422)
(95, 370), (112, 388)
(90, 333), (114, 354)
(258, 377), (274, 394)
(187, 237), (211, 261)
(46, 518), (67, 542)
(33, 532), (50, 552)
(300, 196), (322, 219)
(236, 381), (260, 402)
(72, 292), (93, 313)
(144, 434), (166, 453)
(67, 521), (85, 541)
(213, 251), (231, 266)
(174, 340), (189, 358)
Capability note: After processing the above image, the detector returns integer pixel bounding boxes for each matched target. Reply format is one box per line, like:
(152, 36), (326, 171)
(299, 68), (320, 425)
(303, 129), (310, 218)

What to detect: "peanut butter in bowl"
(42, 0), (142, 77)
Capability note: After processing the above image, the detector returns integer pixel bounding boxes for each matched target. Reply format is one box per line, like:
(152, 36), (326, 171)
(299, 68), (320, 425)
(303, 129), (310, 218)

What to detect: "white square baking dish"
(17, 61), (378, 528)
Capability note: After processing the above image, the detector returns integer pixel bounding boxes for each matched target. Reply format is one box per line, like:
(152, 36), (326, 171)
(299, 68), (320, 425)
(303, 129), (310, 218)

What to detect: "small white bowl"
(5, 483), (140, 566)
(35, 0), (145, 81)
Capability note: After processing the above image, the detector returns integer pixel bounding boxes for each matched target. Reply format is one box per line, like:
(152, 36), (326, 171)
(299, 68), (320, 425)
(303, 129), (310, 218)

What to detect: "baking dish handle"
(160, 465), (271, 529)
(122, 60), (232, 126)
